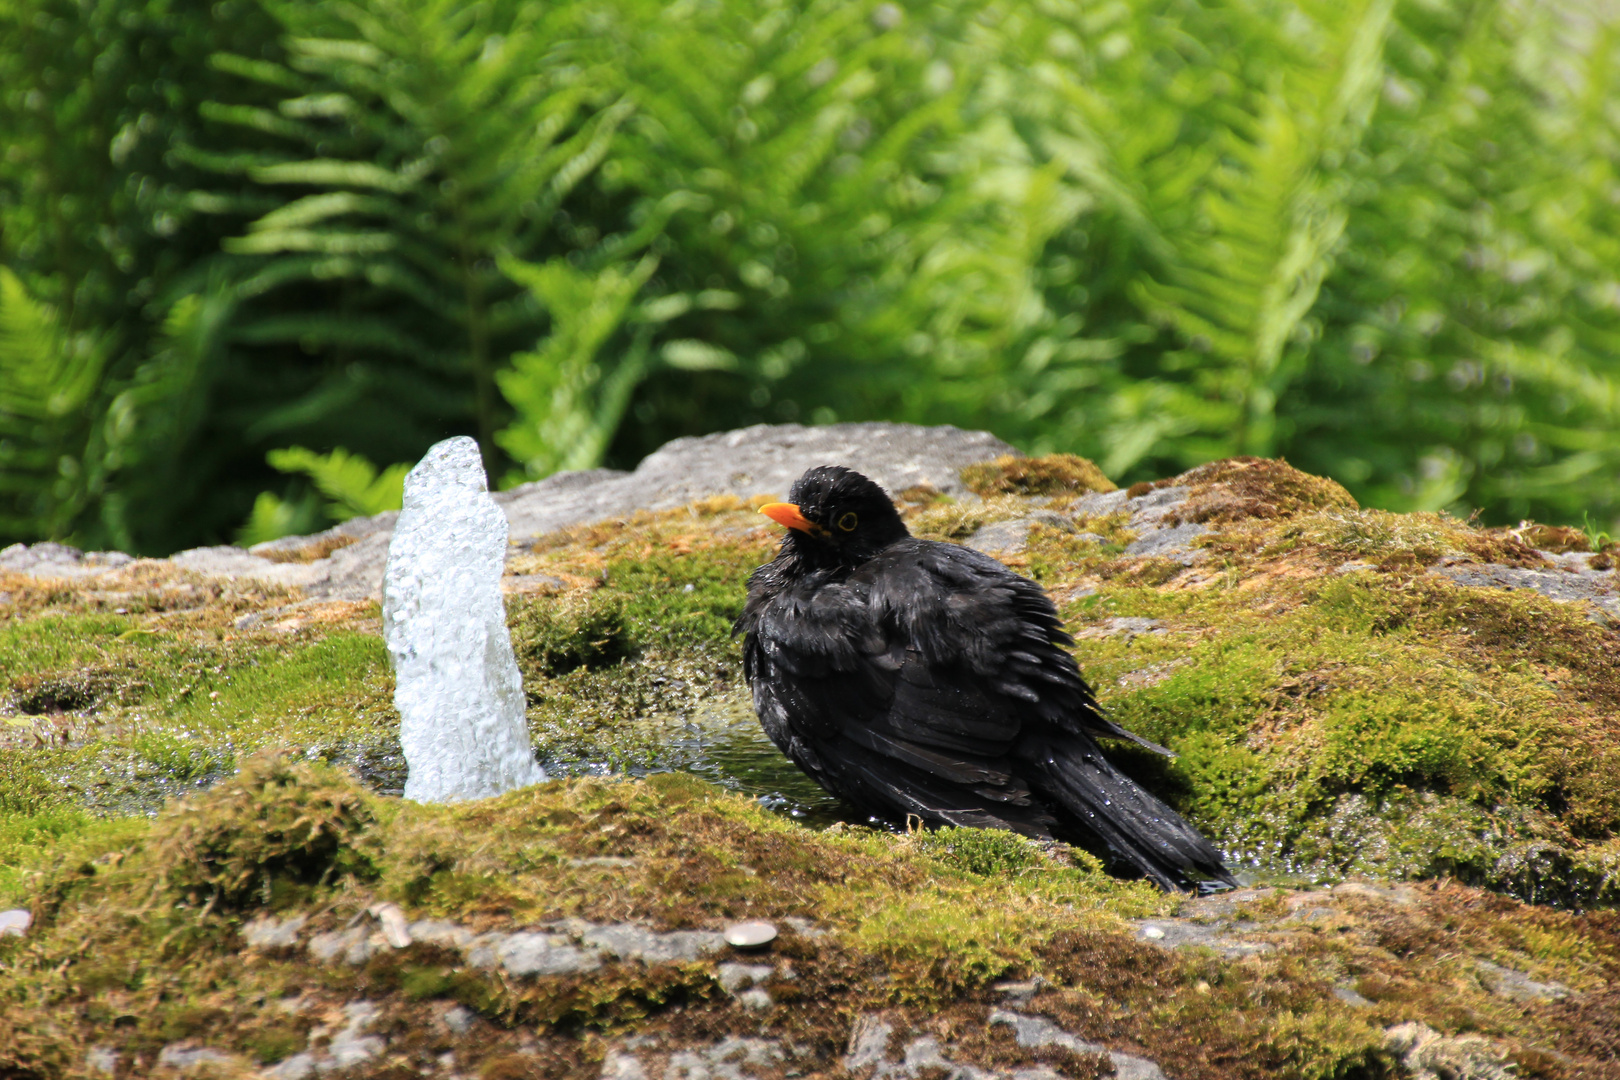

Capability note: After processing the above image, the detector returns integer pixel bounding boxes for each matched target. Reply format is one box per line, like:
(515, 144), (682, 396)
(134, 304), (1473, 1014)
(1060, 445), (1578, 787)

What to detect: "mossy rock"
(1, 761), (1618, 1078)
(961, 453), (1117, 498)
(2, 452), (1620, 1077)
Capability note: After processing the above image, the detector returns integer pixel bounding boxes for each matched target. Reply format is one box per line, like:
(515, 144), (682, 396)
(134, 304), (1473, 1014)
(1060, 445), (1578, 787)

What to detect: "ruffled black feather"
(737, 465), (1235, 892)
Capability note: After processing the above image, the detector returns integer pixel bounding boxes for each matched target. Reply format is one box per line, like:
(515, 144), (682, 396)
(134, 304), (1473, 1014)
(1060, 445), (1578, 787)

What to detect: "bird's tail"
(1025, 735), (1235, 893)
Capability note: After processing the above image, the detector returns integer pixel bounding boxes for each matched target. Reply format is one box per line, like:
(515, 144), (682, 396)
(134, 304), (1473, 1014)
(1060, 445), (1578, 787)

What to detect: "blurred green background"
(2, 0), (1616, 556)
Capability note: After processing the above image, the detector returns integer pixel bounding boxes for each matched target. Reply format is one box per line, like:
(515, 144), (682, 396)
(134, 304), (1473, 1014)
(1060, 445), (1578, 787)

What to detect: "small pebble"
(0, 909), (32, 937)
(724, 920), (777, 950)
(1142, 925), (1166, 940)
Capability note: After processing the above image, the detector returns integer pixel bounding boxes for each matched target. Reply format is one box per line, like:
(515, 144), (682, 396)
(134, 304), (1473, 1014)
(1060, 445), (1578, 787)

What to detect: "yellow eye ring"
(837, 512), (858, 532)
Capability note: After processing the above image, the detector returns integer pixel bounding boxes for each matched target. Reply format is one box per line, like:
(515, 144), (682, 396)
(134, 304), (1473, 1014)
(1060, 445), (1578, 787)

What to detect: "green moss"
(510, 593), (632, 676)
(0, 763), (1615, 1078)
(909, 495), (1046, 541)
(0, 613), (139, 677)
(152, 755), (378, 910)
(907, 825), (1053, 878)
(1058, 574), (1620, 903)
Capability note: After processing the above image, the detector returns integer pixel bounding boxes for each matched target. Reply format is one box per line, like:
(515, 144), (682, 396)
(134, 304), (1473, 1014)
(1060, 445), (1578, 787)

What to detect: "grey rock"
(242, 913), (306, 949)
(278, 423), (1014, 601)
(845, 1015), (895, 1072)
(249, 512), (398, 561)
(307, 926), (377, 965)
(299, 531), (394, 601)
(845, 1016), (1020, 1080)
(1126, 485), (1192, 525)
(464, 932), (510, 969)
(86, 1047), (119, 1075)
(156, 1044), (236, 1071)
(167, 545), (317, 587)
(327, 1001), (384, 1068)
(1069, 489), (1131, 519)
(736, 987), (774, 1010)
(0, 542), (134, 578)
(1133, 919), (1273, 959)
(1072, 483), (1205, 562)
(716, 962), (775, 993)
(1124, 521), (1208, 560)
(19, 423), (1017, 603)
(666, 1037), (786, 1080)
(582, 923), (725, 963)
(501, 422), (1015, 543)
(988, 1011), (1165, 1080)
(0, 908), (31, 937)
(441, 1004), (475, 1034)
(262, 1052), (318, 1080)
(1384, 1021), (1514, 1080)
(495, 932), (602, 976)
(1333, 986), (1374, 1008)
(780, 915), (826, 940)
(408, 919), (473, 949)
(900, 1036), (996, 1079)
(964, 511), (1075, 555)
(1475, 959), (1569, 1002)
(1434, 561), (1619, 623)
(600, 1050), (649, 1080)
(382, 436), (546, 803)
(367, 902), (411, 948)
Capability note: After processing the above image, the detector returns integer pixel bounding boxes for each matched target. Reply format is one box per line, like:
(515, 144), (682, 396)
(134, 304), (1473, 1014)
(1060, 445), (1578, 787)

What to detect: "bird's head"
(760, 466), (910, 567)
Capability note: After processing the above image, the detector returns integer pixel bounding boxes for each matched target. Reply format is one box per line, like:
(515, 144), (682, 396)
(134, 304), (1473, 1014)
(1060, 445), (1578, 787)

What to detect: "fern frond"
(266, 445), (407, 519)
(495, 252), (661, 478)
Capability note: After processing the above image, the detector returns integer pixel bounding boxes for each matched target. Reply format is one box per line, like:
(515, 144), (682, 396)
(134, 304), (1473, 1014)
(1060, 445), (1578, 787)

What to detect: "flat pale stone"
(723, 920), (777, 949)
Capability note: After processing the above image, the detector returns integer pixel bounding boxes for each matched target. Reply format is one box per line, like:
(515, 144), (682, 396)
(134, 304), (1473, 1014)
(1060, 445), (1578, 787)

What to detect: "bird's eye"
(837, 512), (858, 532)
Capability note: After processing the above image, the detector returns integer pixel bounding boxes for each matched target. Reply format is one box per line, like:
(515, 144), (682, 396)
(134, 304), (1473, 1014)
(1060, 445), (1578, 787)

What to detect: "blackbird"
(737, 465), (1235, 892)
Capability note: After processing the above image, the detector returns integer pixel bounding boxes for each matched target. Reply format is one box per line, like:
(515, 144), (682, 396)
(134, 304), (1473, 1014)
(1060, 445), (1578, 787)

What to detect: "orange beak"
(760, 502), (819, 533)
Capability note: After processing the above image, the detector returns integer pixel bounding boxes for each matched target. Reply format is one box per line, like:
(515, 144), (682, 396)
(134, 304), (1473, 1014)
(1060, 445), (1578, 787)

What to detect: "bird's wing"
(742, 554), (1058, 831)
(863, 541), (1170, 754)
(743, 539), (1164, 831)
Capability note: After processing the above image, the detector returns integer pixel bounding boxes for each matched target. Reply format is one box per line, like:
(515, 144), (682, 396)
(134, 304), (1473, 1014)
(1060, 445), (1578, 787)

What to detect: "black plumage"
(737, 465), (1235, 893)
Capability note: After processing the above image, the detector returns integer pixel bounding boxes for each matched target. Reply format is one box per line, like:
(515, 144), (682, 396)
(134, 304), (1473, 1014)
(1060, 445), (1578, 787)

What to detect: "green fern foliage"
(236, 490), (325, 548)
(0, 269), (108, 541)
(266, 447), (408, 521)
(495, 253), (661, 481)
(2, 0), (1618, 550)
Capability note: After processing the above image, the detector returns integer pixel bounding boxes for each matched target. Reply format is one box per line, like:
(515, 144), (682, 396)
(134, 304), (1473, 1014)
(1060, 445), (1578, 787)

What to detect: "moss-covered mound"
(2, 758), (1617, 1079)
(2, 453), (1619, 1076)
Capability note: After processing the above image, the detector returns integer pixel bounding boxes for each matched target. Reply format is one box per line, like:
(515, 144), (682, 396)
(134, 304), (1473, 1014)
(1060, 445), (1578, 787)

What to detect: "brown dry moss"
(1170, 457), (1359, 524)
(256, 533), (362, 563)
(961, 454), (1117, 498)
